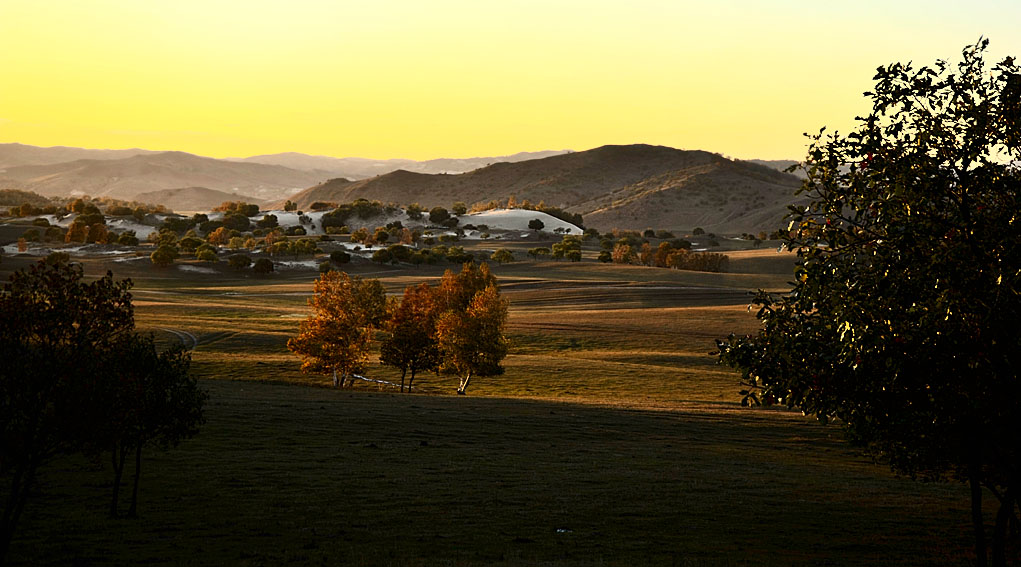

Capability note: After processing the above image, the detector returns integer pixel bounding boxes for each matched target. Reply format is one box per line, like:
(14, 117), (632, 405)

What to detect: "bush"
(491, 249), (514, 264)
(253, 258), (274, 274)
(429, 207), (450, 224)
(196, 249), (219, 262)
(44, 251), (71, 265)
(228, 254), (252, 270)
(256, 214), (278, 229)
(150, 245), (179, 267)
(330, 250), (351, 265)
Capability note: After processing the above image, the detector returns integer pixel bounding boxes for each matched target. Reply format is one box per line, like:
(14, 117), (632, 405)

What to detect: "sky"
(2, 0), (1020, 161)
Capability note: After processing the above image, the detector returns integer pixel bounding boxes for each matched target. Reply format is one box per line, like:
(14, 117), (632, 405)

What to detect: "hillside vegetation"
(284, 144), (803, 234)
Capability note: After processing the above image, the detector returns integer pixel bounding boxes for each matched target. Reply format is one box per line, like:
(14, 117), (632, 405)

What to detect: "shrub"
(228, 254), (252, 270)
(253, 258), (274, 274)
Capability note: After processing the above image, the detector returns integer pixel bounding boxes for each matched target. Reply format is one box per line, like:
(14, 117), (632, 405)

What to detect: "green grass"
(10, 381), (973, 566)
(0, 244), (983, 565)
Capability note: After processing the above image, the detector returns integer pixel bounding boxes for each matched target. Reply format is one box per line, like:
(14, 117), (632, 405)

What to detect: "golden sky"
(2, 0), (1019, 160)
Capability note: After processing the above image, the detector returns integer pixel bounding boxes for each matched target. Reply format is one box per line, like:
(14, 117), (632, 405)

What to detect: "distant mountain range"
(0, 150), (321, 202)
(229, 150), (573, 179)
(0, 143), (804, 233)
(0, 143), (163, 169)
(283, 144), (804, 234)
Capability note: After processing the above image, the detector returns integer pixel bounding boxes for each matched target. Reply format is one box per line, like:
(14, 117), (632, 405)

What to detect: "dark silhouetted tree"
(717, 40), (1021, 567)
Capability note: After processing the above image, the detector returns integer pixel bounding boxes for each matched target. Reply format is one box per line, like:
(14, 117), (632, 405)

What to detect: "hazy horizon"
(2, 0), (1019, 162)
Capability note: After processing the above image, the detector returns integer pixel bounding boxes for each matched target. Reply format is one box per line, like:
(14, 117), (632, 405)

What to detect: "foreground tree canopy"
(717, 40), (1020, 565)
(0, 261), (205, 562)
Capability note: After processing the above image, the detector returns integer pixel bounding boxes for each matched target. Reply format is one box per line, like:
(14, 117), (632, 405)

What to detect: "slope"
(283, 144), (803, 233)
(133, 186), (266, 212)
(0, 151), (322, 203)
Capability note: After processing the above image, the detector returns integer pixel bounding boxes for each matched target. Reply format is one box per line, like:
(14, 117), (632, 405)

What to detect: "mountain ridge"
(281, 144), (804, 234)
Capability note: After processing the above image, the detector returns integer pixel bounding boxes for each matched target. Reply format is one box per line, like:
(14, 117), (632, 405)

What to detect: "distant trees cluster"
(288, 262), (508, 395)
(0, 260), (205, 562)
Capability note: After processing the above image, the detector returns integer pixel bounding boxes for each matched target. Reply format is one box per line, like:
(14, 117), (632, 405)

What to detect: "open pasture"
(3, 248), (978, 565)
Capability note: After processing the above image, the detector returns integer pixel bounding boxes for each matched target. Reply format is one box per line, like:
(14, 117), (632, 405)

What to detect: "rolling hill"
(133, 186), (265, 212)
(281, 144), (804, 234)
(232, 150), (573, 179)
(0, 151), (321, 202)
(0, 143), (161, 169)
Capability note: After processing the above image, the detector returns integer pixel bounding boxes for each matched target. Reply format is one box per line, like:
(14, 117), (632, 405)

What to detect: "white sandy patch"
(460, 209), (581, 235)
(274, 259), (319, 270)
(178, 265), (217, 274)
(106, 218), (157, 239)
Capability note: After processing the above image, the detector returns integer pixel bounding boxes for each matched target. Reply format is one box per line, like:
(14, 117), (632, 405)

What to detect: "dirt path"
(160, 328), (199, 351)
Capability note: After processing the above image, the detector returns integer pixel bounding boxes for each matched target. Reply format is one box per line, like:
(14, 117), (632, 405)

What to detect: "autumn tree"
(435, 263), (509, 395)
(380, 283), (443, 392)
(437, 285), (509, 395)
(716, 41), (1021, 567)
(288, 272), (387, 387)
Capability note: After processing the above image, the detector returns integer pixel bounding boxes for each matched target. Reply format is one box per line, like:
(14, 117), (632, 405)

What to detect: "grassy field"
(1, 244), (981, 565)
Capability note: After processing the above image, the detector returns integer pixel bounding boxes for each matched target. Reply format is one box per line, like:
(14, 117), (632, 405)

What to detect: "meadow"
(2, 244), (978, 565)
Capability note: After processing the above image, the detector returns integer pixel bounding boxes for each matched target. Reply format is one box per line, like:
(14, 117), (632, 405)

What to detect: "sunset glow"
(2, 0), (1019, 160)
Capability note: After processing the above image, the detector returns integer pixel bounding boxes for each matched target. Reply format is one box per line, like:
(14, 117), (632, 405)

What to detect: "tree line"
(288, 262), (509, 395)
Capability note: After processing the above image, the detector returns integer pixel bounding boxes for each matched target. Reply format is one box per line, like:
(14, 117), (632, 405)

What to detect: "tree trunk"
(127, 444), (143, 518)
(0, 460), (35, 566)
(332, 368), (339, 387)
(457, 372), (472, 395)
(992, 491), (1013, 567)
(110, 443), (128, 518)
(400, 368), (407, 393)
(408, 369), (416, 393)
(971, 459), (988, 567)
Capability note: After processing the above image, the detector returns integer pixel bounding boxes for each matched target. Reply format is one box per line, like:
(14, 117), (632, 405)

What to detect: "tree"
(65, 220), (88, 243)
(406, 203), (424, 220)
(434, 263), (508, 395)
(716, 41), (1021, 567)
(330, 250), (351, 265)
(253, 258), (274, 274)
(150, 244), (179, 267)
(206, 226), (233, 246)
(527, 247), (550, 260)
(228, 254), (252, 270)
(436, 284), (509, 395)
(196, 249), (218, 262)
(528, 218), (545, 232)
(490, 249), (514, 264)
(0, 261), (134, 560)
(288, 272), (387, 387)
(98, 334), (204, 518)
(117, 230), (139, 246)
(380, 283), (443, 393)
(429, 207), (450, 224)
(256, 214), (278, 229)
(451, 201), (468, 216)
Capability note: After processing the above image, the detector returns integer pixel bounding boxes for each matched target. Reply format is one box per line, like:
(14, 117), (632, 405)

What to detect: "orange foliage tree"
(379, 283), (443, 392)
(435, 263), (508, 395)
(287, 272), (386, 387)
